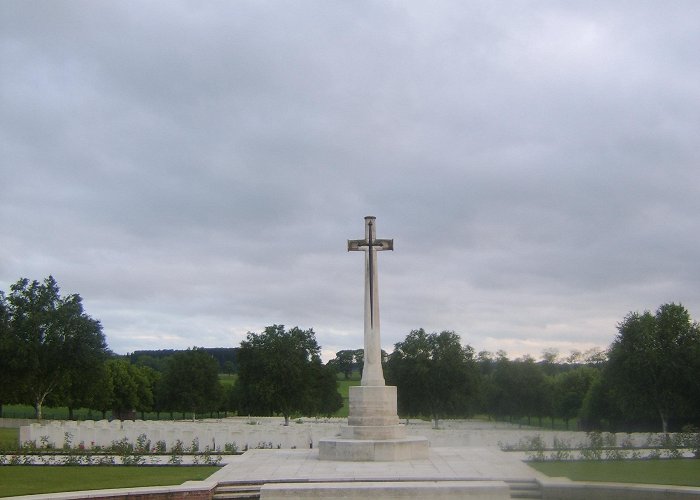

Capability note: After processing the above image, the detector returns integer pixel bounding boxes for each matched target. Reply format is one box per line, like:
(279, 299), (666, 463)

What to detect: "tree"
(101, 358), (157, 419)
(579, 374), (625, 431)
(482, 355), (549, 425)
(236, 325), (341, 425)
(606, 303), (700, 432)
(483, 354), (517, 420)
(552, 366), (599, 429)
(222, 360), (236, 376)
(541, 348), (559, 365)
(386, 329), (479, 428)
(308, 360), (344, 417)
(0, 291), (20, 415)
(159, 348), (223, 420)
(540, 348), (561, 376)
(582, 347), (607, 366)
(327, 350), (357, 380)
(514, 358), (549, 426)
(1, 277), (108, 418)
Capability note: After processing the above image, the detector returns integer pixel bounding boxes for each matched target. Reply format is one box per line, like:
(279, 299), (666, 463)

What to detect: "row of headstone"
(19, 418), (675, 451)
(18, 419), (344, 451)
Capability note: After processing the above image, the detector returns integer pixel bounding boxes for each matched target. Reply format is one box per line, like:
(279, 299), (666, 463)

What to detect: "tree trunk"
(68, 407), (74, 420)
(284, 414), (290, 426)
(659, 409), (669, 434)
(34, 399), (43, 419)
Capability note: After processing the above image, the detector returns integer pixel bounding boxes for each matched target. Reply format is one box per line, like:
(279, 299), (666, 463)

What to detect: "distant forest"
(130, 348), (239, 373)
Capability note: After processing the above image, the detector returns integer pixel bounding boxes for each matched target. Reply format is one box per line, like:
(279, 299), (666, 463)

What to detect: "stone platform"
(318, 385), (430, 461)
(207, 446), (545, 499)
(260, 480), (511, 499)
(209, 446), (542, 483)
(318, 436), (430, 461)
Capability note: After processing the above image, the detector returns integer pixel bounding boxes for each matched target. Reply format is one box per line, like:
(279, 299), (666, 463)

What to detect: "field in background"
(0, 465), (219, 498)
(0, 428), (17, 450)
(530, 459), (700, 487)
(218, 373), (237, 386)
(333, 373), (361, 418)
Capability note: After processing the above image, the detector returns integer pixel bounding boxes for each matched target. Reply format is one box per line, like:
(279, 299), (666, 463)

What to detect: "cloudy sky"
(2, 1), (699, 362)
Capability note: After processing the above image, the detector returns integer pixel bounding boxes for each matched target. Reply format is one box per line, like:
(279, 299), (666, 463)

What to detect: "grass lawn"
(0, 466), (219, 498)
(1, 404), (100, 421)
(218, 373), (238, 386)
(333, 375), (361, 418)
(529, 459), (700, 487)
(0, 428), (18, 450)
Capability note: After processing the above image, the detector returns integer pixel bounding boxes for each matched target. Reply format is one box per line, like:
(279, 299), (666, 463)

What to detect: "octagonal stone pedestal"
(318, 385), (429, 461)
(319, 436), (430, 461)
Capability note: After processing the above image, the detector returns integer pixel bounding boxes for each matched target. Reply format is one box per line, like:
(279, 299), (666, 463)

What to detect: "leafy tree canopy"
(386, 329), (478, 428)
(159, 348), (223, 419)
(236, 325), (341, 424)
(606, 303), (700, 432)
(0, 277), (108, 418)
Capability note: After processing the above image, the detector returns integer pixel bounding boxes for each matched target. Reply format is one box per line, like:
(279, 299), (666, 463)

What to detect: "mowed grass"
(333, 374), (361, 418)
(529, 459), (700, 487)
(0, 428), (18, 450)
(0, 466), (219, 498)
(218, 373), (238, 386)
(1, 404), (100, 420)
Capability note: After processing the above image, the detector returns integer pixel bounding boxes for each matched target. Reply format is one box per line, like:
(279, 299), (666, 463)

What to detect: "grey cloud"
(2, 1), (699, 358)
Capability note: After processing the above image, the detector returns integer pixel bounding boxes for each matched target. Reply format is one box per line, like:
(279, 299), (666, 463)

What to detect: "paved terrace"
(207, 446), (542, 483)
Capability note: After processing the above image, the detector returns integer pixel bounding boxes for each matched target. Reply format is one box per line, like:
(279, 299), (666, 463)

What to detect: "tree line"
(377, 302), (700, 432)
(0, 277), (341, 421)
(2, 277), (699, 432)
(129, 348), (239, 375)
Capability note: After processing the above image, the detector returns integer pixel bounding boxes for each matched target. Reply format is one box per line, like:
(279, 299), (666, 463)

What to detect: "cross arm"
(348, 239), (364, 251)
(347, 239), (394, 251)
(374, 239), (393, 251)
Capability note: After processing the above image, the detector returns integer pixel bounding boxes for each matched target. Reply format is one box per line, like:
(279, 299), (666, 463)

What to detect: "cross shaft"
(348, 216), (393, 386)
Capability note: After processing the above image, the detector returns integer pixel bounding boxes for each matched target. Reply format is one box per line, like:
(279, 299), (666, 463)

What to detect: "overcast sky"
(2, 1), (699, 362)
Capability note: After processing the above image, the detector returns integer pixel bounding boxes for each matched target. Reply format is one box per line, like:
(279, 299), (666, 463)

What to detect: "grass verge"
(529, 459), (700, 487)
(0, 465), (219, 498)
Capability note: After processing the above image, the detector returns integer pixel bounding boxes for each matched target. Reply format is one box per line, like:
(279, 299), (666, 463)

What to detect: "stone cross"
(348, 216), (393, 386)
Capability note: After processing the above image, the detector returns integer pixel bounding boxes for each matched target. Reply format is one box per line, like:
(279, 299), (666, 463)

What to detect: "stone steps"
(212, 482), (263, 499)
(213, 479), (542, 499)
(506, 479), (543, 499)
